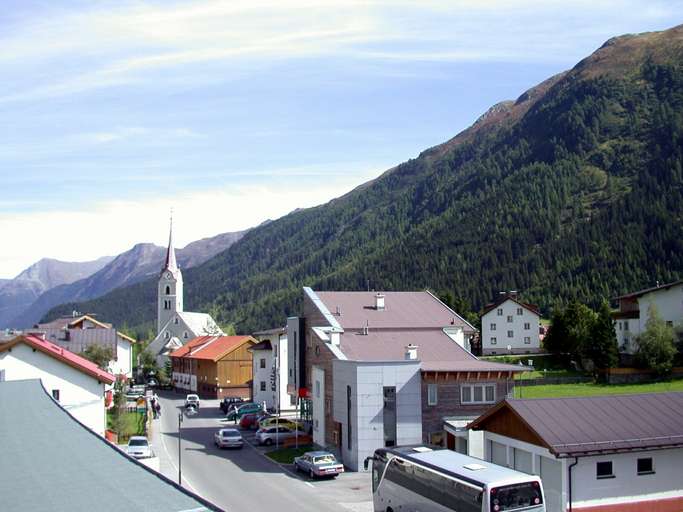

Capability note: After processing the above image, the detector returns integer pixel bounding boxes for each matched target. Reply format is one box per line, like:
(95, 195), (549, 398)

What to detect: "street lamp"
(178, 412), (183, 486)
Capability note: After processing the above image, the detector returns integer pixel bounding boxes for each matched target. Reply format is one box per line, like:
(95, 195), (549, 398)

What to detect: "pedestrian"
(150, 398), (157, 419)
(155, 401), (161, 419)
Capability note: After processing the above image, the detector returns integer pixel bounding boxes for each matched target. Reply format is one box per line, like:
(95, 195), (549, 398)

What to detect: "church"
(147, 218), (223, 367)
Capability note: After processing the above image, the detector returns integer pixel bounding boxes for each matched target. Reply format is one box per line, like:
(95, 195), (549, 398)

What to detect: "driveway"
(152, 392), (372, 512)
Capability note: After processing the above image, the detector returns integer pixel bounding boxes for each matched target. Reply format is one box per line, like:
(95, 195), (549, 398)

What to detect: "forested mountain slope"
(47, 25), (683, 335)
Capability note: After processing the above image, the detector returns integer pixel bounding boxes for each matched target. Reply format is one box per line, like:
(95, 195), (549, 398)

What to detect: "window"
(517, 307), (523, 315)
(165, 285), (171, 295)
(461, 384), (495, 404)
(596, 461), (614, 479)
(618, 322), (622, 330)
(183, 331), (188, 339)
(315, 380), (321, 398)
(314, 419), (319, 431)
(507, 330), (514, 338)
(524, 322), (530, 330)
(260, 358), (266, 369)
(497, 308), (503, 316)
(624, 321), (629, 331)
(427, 384), (438, 406)
(637, 458), (654, 475)
(507, 315), (513, 323)
(325, 398), (331, 414)
(164, 332), (170, 340)
(52, 389), (60, 401)
(260, 381), (266, 391)
(347, 386), (352, 450)
(490, 337), (497, 345)
(524, 337), (531, 344)
(490, 323), (496, 331)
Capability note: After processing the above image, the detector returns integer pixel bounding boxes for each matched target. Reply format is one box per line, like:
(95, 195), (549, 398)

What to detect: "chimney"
(375, 292), (385, 310)
(509, 290), (518, 299)
(405, 344), (418, 361)
(329, 329), (341, 346)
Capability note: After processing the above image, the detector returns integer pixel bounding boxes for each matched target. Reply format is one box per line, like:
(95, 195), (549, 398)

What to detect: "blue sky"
(1, 0), (682, 278)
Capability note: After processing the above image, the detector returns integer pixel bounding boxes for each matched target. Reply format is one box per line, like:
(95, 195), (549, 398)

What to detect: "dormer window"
(174, 317), (179, 325)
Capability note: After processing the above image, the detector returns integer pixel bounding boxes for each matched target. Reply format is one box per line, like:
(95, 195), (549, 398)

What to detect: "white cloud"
(0, 169), (379, 278)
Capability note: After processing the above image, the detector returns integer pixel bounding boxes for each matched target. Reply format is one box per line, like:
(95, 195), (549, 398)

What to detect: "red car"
(239, 413), (263, 429)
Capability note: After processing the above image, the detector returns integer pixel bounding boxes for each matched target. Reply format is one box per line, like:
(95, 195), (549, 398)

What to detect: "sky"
(1, 0), (682, 278)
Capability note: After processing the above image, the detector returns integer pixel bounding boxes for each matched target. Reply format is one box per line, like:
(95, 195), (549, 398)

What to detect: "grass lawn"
(514, 378), (683, 399)
(107, 410), (146, 442)
(265, 445), (315, 464)
(514, 369), (583, 380)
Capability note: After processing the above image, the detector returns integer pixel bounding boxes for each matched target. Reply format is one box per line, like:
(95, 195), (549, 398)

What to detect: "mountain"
(6, 229), (249, 329)
(0, 257), (113, 328)
(46, 25), (683, 335)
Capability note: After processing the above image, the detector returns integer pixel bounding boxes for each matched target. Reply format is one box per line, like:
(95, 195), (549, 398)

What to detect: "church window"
(164, 332), (170, 340)
(174, 317), (179, 325)
(183, 331), (188, 339)
(165, 285), (171, 295)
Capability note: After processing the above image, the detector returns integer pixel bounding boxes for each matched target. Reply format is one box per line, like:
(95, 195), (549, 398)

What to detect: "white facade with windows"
(481, 297), (541, 355)
(0, 342), (109, 436)
(251, 329), (290, 412)
(614, 281), (683, 354)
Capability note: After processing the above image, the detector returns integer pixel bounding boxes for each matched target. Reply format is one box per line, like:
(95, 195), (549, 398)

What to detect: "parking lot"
(153, 393), (372, 512)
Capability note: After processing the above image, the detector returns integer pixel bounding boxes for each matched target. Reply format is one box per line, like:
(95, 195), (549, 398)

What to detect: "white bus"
(365, 446), (545, 512)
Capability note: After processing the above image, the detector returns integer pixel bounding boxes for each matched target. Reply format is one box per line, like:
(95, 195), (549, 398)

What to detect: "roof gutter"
(568, 456), (579, 512)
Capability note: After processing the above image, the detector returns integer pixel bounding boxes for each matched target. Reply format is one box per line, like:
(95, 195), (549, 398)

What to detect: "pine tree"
(587, 300), (619, 371)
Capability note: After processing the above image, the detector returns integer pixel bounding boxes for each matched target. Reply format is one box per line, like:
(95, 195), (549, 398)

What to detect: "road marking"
(158, 410), (199, 494)
(305, 482), (315, 488)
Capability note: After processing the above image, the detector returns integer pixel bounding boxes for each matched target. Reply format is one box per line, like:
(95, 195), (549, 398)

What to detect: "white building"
(147, 217), (223, 366)
(613, 279), (683, 353)
(467, 393), (683, 512)
(0, 334), (115, 435)
(33, 314), (134, 378)
(250, 327), (293, 412)
(480, 291), (542, 355)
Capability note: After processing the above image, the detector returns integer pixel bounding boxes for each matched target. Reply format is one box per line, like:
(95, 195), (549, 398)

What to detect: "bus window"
(372, 453), (388, 493)
(490, 481), (543, 511)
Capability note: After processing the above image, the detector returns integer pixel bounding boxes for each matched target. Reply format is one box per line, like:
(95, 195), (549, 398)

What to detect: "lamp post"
(178, 412), (183, 486)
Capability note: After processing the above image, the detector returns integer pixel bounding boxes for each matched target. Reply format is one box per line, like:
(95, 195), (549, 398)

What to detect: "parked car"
(257, 417), (302, 431)
(219, 396), (245, 414)
(214, 428), (244, 449)
(185, 394), (200, 409)
(294, 451), (344, 478)
(226, 402), (263, 421)
(125, 436), (153, 459)
(240, 412), (270, 430)
(255, 426), (297, 446)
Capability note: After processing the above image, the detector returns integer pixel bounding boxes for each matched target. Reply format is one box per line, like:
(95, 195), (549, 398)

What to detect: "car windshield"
(314, 455), (337, 464)
(490, 482), (543, 511)
(129, 439), (148, 447)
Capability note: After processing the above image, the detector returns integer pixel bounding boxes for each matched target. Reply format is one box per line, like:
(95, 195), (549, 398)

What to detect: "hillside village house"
(612, 279), (683, 354)
(480, 291), (542, 355)
(467, 393), (683, 512)
(287, 288), (525, 471)
(147, 219), (223, 367)
(0, 334), (115, 435)
(170, 335), (256, 399)
(30, 314), (135, 378)
(250, 327), (293, 412)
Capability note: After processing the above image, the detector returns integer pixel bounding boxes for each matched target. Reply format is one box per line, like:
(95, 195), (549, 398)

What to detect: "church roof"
(163, 214), (179, 274)
(176, 311), (223, 337)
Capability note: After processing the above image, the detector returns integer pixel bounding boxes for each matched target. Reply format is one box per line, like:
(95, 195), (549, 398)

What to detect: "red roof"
(0, 334), (115, 384)
(169, 336), (255, 362)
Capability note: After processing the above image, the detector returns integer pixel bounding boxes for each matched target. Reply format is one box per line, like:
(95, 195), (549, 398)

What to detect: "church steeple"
(164, 210), (178, 273)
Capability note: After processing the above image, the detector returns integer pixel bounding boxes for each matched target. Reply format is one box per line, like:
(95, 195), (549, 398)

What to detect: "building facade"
(467, 393), (683, 512)
(480, 291), (542, 355)
(0, 334), (114, 435)
(286, 287), (523, 471)
(170, 335), (256, 399)
(250, 327), (292, 412)
(613, 280), (683, 354)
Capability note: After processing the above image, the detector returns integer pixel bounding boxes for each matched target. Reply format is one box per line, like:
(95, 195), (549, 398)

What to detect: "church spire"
(164, 210), (178, 272)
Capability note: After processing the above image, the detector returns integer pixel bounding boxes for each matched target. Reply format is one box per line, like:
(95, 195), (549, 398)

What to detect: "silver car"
(294, 451), (344, 478)
(126, 436), (153, 459)
(214, 428), (243, 449)
(255, 426), (297, 446)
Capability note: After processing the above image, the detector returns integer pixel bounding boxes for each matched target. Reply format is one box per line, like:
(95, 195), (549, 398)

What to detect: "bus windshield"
(490, 481), (543, 511)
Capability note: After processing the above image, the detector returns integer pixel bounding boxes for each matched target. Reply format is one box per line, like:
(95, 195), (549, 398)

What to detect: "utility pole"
(178, 412), (183, 486)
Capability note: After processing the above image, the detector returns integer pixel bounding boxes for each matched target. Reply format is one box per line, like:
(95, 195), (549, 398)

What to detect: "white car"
(214, 428), (244, 449)
(255, 426), (297, 446)
(126, 436), (153, 459)
(185, 394), (200, 409)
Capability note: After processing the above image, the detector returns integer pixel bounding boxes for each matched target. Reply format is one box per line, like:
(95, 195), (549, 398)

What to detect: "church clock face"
(165, 271), (173, 280)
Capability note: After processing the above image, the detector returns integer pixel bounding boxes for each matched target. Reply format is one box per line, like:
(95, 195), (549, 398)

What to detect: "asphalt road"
(156, 393), (372, 512)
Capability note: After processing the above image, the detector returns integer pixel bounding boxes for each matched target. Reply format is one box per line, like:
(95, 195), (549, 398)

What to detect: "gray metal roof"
(0, 379), (221, 512)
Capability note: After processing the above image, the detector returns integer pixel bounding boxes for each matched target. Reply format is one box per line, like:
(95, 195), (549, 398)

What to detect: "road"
(154, 393), (372, 512)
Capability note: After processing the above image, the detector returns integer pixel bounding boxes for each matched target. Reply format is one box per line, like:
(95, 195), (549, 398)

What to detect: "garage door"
(490, 441), (508, 467)
(513, 448), (532, 474)
(540, 456), (563, 512)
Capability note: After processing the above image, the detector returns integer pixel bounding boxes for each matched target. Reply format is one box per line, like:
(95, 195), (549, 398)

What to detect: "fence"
(598, 367), (683, 384)
(516, 375), (593, 387)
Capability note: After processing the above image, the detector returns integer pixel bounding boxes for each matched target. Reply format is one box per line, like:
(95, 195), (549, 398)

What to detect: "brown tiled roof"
(481, 295), (540, 316)
(613, 279), (683, 301)
(316, 291), (475, 332)
(337, 329), (523, 373)
(469, 393), (683, 457)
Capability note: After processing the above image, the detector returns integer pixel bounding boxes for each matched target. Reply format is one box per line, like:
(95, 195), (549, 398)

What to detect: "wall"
(481, 299), (541, 355)
(312, 365), (326, 447)
(111, 338), (132, 378)
(333, 360), (422, 472)
(0, 343), (106, 435)
(639, 284), (683, 331)
(572, 448), (683, 511)
(252, 347), (274, 408)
